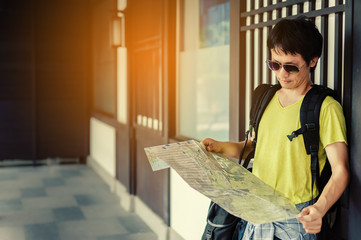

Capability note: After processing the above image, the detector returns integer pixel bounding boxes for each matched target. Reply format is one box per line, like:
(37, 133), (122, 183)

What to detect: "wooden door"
(126, 0), (173, 223)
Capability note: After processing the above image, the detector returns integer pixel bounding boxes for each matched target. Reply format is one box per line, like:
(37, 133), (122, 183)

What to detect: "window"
(177, 0), (230, 141)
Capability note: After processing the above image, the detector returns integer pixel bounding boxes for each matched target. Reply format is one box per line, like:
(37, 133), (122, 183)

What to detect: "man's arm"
(297, 141), (350, 234)
(201, 138), (254, 160)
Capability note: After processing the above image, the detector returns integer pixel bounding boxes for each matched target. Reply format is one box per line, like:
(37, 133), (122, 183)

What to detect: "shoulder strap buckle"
(287, 132), (297, 141)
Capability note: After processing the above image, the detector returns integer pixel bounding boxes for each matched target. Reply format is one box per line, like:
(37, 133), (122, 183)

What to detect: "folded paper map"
(144, 140), (299, 224)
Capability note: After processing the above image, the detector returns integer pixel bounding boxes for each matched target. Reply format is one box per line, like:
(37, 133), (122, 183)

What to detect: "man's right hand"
(201, 138), (245, 159)
(201, 138), (223, 153)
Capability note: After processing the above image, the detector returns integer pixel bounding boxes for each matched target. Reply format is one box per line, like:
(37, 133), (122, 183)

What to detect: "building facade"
(1, 0), (361, 239)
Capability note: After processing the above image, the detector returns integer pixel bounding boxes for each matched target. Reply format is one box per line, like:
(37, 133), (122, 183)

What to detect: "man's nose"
(279, 67), (290, 77)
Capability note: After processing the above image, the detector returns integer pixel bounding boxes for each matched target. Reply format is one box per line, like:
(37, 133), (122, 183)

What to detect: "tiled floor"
(0, 163), (157, 240)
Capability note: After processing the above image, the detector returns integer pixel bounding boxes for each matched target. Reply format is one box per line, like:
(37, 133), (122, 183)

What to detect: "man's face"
(270, 49), (316, 90)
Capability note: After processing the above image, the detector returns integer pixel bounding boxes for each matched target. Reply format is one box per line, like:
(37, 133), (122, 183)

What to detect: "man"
(201, 17), (349, 239)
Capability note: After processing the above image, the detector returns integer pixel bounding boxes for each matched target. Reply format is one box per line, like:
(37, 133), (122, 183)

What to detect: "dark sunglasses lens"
(283, 64), (299, 73)
(267, 61), (281, 71)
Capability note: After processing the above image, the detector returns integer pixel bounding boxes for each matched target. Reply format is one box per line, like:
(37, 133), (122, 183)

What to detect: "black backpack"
(201, 201), (243, 240)
(243, 83), (340, 240)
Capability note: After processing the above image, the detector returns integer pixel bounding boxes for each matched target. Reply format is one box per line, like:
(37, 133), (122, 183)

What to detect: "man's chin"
(278, 81), (292, 89)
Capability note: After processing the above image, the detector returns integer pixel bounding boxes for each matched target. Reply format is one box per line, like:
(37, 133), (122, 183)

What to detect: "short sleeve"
(319, 96), (347, 148)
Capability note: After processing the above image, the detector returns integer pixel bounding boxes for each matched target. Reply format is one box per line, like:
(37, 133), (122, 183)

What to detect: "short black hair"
(267, 16), (323, 72)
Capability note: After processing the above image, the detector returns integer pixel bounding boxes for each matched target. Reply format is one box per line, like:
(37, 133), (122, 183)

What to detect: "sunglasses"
(266, 60), (306, 74)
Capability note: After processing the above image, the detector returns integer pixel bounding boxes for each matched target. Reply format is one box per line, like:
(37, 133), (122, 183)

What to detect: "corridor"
(0, 162), (157, 240)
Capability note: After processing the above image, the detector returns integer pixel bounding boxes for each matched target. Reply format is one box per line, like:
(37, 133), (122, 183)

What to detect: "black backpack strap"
(239, 84), (281, 166)
(251, 84), (281, 148)
(287, 85), (337, 195)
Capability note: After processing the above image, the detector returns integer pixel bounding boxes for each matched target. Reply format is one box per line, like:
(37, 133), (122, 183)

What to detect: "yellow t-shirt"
(252, 92), (347, 205)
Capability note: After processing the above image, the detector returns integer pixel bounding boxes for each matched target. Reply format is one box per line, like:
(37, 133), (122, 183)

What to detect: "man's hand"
(201, 138), (223, 153)
(297, 205), (323, 234)
(200, 138), (244, 159)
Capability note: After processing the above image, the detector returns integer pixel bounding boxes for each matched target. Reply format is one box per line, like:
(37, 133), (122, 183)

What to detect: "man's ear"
(310, 57), (319, 68)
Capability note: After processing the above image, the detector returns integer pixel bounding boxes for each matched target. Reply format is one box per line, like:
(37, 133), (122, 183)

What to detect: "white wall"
(170, 169), (210, 239)
(89, 117), (116, 177)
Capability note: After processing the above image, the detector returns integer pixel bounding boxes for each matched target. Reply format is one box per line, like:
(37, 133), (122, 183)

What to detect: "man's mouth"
(280, 79), (291, 84)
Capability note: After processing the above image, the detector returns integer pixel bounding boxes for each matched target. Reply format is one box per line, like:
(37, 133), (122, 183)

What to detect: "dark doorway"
(0, 0), (90, 162)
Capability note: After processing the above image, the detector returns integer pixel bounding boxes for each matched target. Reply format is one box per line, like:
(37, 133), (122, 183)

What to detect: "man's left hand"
(297, 205), (323, 234)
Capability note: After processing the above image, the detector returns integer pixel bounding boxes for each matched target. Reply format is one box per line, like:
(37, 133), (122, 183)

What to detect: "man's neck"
(278, 81), (312, 107)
